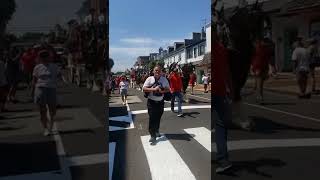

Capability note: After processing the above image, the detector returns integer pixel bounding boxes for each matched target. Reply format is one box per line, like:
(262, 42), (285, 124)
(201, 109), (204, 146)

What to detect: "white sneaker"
(177, 113), (183, 117)
(43, 129), (50, 136)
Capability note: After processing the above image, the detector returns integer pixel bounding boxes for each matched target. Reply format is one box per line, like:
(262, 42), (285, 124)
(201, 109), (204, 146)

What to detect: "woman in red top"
(189, 72), (197, 95)
(251, 38), (273, 103)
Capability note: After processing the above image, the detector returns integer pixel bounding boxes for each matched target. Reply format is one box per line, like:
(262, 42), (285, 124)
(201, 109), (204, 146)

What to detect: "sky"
(7, 0), (84, 34)
(110, 0), (211, 72)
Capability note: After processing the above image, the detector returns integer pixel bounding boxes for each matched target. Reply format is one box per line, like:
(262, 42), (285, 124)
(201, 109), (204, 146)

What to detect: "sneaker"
(122, 102), (126, 105)
(177, 113), (183, 117)
(43, 129), (50, 136)
(171, 108), (174, 112)
(149, 136), (157, 145)
(215, 161), (233, 174)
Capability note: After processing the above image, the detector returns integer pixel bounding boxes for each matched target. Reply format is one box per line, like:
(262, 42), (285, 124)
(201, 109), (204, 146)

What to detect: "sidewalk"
(0, 81), (107, 179)
(245, 70), (320, 95)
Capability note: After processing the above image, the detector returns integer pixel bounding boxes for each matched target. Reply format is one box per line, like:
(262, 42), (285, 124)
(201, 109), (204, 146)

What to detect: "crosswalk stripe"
(109, 142), (116, 180)
(183, 127), (211, 152)
(132, 105), (211, 115)
(141, 135), (196, 180)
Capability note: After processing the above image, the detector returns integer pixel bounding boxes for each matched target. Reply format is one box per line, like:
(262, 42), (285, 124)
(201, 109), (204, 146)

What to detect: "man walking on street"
(169, 67), (183, 117)
(143, 65), (170, 145)
(213, 27), (233, 173)
(202, 73), (209, 93)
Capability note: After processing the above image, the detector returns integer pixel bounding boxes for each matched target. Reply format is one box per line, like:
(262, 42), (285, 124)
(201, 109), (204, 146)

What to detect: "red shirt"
(21, 52), (35, 73)
(212, 41), (229, 96)
(169, 72), (182, 93)
(189, 73), (196, 84)
(251, 41), (271, 72)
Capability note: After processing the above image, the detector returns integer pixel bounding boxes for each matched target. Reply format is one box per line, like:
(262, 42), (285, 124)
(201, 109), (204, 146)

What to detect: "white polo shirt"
(143, 76), (169, 101)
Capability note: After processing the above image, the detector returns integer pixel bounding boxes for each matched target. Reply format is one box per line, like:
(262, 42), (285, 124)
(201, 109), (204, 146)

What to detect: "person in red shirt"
(212, 27), (233, 173)
(189, 72), (197, 95)
(21, 48), (36, 88)
(169, 68), (183, 117)
(251, 37), (274, 103)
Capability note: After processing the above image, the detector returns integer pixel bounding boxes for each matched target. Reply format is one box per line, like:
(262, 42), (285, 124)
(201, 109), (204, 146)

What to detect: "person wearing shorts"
(189, 72), (197, 95)
(119, 75), (129, 105)
(32, 50), (61, 136)
(202, 74), (209, 93)
(292, 39), (311, 98)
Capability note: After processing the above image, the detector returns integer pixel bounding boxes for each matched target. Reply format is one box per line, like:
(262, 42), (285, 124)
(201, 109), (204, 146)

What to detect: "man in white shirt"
(292, 39), (311, 98)
(143, 65), (170, 145)
(202, 74), (209, 93)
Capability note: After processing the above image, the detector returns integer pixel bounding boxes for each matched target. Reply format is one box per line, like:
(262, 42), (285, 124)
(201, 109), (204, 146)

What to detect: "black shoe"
(155, 132), (162, 138)
(216, 161), (233, 174)
(171, 108), (174, 112)
(149, 136), (157, 145)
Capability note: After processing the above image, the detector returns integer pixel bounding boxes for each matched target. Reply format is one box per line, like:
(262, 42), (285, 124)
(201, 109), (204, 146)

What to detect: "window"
(187, 49), (193, 59)
(194, 48), (197, 57)
(199, 45), (205, 55)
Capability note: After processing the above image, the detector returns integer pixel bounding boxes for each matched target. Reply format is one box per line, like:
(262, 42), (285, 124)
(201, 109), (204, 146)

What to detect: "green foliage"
(148, 59), (164, 71)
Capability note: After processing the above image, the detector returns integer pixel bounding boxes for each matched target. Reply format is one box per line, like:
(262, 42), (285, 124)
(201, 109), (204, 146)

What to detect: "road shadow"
(259, 102), (296, 106)
(1, 109), (35, 113)
(229, 116), (320, 134)
(1, 115), (37, 120)
(109, 106), (128, 117)
(0, 141), (60, 176)
(157, 133), (196, 142)
(57, 104), (84, 109)
(187, 98), (210, 104)
(213, 158), (286, 178)
(0, 125), (25, 131)
(58, 129), (95, 135)
(179, 112), (201, 118)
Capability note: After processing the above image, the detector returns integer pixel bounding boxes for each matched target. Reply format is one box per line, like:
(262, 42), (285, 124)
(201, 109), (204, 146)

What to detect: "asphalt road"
(109, 88), (211, 180)
(213, 89), (320, 180)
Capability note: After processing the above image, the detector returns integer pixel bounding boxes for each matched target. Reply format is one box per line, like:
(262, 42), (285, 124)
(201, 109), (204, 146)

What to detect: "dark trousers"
(213, 95), (231, 163)
(147, 99), (164, 137)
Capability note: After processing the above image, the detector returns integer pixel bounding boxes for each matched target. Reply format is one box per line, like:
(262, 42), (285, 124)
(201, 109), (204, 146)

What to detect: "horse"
(214, 0), (267, 130)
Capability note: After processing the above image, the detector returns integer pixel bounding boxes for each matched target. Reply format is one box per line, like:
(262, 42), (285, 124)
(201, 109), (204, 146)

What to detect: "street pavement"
(109, 87), (211, 180)
(213, 87), (320, 180)
(0, 81), (108, 180)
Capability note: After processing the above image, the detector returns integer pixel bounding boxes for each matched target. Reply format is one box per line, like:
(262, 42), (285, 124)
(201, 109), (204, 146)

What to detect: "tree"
(76, 0), (90, 21)
(0, 0), (16, 48)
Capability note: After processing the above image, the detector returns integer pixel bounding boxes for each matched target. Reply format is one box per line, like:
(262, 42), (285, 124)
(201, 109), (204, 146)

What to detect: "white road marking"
(66, 153), (108, 166)
(244, 102), (320, 123)
(51, 123), (72, 180)
(109, 125), (134, 131)
(109, 142), (116, 180)
(184, 127), (211, 152)
(132, 105), (211, 115)
(212, 138), (320, 152)
(141, 135), (196, 180)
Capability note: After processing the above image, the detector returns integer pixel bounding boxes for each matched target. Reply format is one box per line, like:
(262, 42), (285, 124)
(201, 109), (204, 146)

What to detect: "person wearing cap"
(32, 50), (61, 136)
(169, 67), (183, 117)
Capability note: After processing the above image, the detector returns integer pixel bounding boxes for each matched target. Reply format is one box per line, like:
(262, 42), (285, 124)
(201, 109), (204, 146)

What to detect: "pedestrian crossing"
(109, 126), (211, 180)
